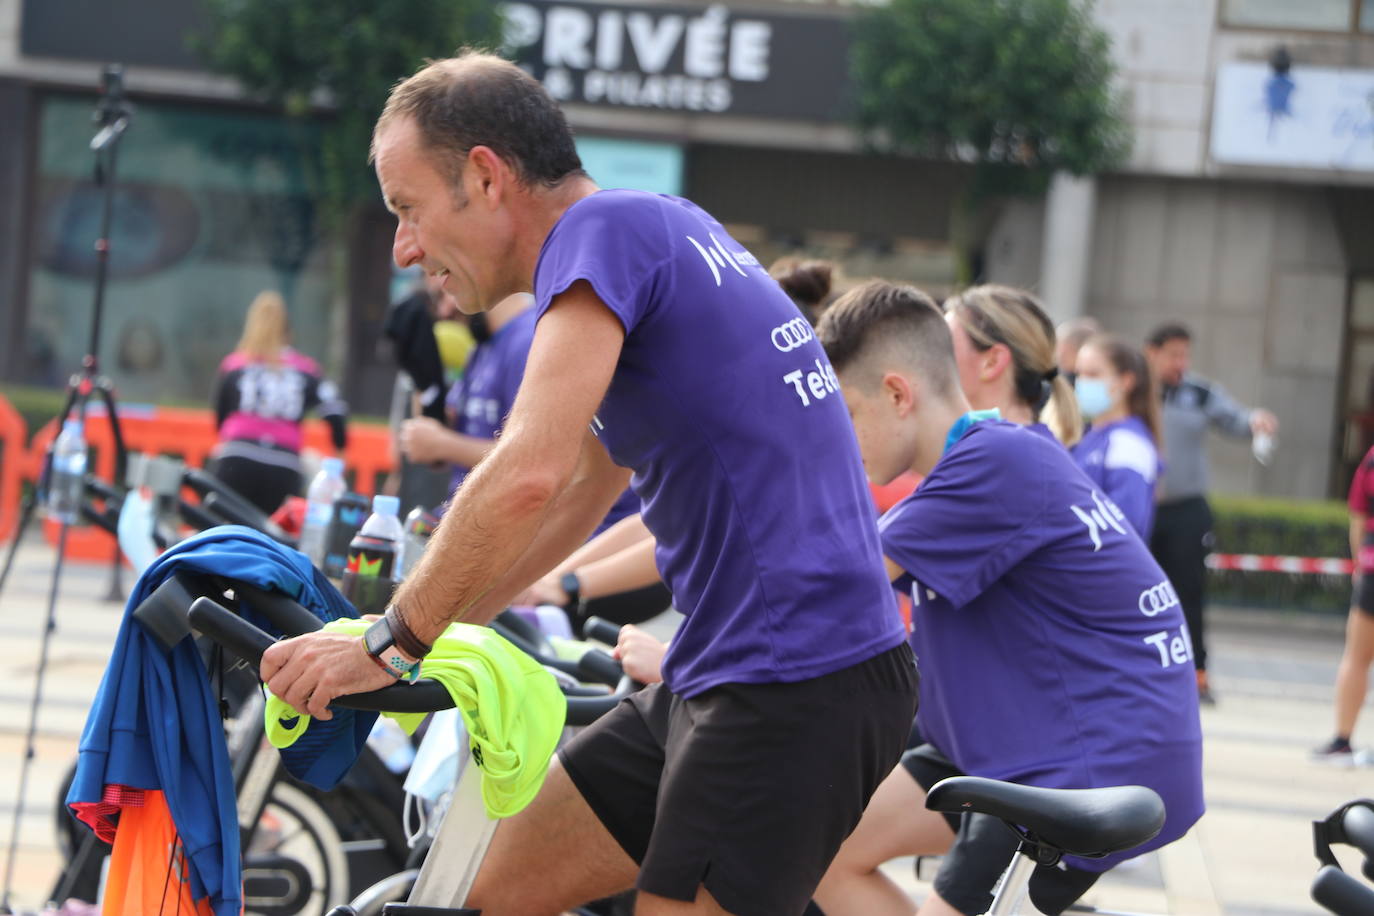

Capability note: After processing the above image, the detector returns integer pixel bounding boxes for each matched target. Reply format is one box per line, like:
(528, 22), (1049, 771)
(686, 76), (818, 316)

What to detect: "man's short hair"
(372, 51), (584, 191)
(817, 280), (958, 398)
(1056, 316), (1102, 350)
(1146, 322), (1191, 349)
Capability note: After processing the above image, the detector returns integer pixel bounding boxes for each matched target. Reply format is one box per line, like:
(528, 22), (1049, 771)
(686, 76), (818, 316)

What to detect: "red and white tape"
(1206, 553), (1354, 576)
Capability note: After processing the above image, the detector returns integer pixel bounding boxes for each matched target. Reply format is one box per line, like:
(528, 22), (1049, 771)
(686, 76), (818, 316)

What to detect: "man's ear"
(465, 145), (509, 205)
(881, 371), (918, 417)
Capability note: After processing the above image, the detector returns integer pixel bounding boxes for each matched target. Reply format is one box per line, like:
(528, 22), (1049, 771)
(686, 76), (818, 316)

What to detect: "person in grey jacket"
(1145, 323), (1278, 703)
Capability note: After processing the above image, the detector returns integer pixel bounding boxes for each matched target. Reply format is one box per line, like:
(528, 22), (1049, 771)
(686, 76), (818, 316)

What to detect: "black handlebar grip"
(576, 648), (624, 687)
(1312, 864), (1374, 916)
(582, 616), (622, 647)
(188, 595), (455, 714)
(189, 596), (276, 666)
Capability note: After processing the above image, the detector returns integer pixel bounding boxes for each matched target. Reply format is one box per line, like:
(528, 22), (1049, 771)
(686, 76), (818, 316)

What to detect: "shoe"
(1311, 736), (1357, 766)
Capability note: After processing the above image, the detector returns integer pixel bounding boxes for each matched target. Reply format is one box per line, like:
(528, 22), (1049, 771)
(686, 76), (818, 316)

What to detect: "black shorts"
(559, 643), (919, 916)
(1356, 573), (1374, 616)
(902, 744), (1101, 916)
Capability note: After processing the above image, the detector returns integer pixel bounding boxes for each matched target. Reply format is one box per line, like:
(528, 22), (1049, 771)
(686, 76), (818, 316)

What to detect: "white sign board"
(1210, 61), (1374, 172)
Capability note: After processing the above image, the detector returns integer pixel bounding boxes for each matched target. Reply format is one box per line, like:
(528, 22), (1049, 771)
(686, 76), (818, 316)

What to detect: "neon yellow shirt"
(265, 620), (566, 819)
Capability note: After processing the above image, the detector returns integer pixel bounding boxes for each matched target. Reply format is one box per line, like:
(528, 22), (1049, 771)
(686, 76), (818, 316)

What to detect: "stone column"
(1039, 172), (1097, 322)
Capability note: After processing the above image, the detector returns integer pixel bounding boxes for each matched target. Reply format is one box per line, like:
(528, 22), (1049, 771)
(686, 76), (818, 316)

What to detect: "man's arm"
(260, 281), (626, 717)
(389, 279), (626, 640)
(1203, 379), (1276, 439)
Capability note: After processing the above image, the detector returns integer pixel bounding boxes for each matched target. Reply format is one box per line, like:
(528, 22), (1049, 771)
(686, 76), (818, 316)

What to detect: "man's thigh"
(464, 758), (639, 915)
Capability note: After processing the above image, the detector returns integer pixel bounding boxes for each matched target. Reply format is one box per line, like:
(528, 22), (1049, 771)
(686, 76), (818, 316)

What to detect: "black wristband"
(560, 571), (583, 611)
(385, 604), (432, 658)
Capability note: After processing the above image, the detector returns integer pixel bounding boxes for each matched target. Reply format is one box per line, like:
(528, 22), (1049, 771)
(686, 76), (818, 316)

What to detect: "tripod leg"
(92, 384), (127, 604)
(0, 492), (41, 599)
(0, 522), (69, 911)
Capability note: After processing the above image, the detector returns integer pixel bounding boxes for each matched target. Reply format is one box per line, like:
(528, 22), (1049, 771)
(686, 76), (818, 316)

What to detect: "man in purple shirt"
(812, 281), (1204, 916)
(261, 53), (917, 916)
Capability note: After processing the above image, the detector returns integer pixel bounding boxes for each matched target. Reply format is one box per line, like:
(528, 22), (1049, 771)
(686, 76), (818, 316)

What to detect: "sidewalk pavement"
(0, 530), (1368, 913)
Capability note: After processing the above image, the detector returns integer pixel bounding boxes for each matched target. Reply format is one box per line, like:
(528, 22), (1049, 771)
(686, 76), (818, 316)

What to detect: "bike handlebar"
(582, 616), (623, 647)
(186, 596), (629, 726)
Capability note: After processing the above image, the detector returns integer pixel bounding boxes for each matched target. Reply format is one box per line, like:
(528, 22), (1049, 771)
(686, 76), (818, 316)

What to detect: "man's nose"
(393, 221), (422, 269)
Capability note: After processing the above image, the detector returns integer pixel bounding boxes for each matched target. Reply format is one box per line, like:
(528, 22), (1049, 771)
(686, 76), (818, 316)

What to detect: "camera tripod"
(0, 64), (134, 914)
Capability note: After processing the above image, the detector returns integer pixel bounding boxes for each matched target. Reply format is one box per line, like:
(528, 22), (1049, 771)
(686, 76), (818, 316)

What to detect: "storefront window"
(1222, 0), (1359, 31)
(25, 94), (330, 406)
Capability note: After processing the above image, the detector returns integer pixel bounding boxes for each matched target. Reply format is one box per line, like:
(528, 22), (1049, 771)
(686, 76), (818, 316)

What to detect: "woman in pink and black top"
(1314, 445), (1374, 763)
(210, 291), (348, 514)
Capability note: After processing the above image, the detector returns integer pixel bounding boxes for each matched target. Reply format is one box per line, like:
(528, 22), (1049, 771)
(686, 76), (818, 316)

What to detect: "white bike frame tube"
(985, 848), (1038, 916)
(406, 758), (499, 907)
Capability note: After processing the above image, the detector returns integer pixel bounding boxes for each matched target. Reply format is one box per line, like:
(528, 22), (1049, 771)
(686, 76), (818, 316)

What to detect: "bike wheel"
(244, 781), (350, 916)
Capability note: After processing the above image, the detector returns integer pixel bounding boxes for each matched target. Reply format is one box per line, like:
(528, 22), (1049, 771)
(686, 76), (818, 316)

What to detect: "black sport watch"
(560, 571), (583, 610)
(362, 615), (418, 679)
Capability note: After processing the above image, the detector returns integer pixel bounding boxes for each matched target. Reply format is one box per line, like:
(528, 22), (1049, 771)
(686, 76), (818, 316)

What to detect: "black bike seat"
(925, 776), (1165, 859)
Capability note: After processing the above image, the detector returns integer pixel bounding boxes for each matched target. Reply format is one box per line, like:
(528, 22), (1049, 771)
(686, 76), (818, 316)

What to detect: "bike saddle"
(925, 776), (1165, 859)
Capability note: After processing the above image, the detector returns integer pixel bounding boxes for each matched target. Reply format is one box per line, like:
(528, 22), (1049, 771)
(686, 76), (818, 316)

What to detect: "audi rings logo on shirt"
(1138, 580), (1180, 617)
(771, 318), (814, 353)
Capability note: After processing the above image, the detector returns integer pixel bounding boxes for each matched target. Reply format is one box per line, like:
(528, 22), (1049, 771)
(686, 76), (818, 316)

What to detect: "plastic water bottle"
(366, 718), (416, 775)
(46, 419), (87, 524)
(323, 491), (370, 579)
(398, 505), (439, 579)
(341, 495), (404, 614)
(299, 457), (346, 567)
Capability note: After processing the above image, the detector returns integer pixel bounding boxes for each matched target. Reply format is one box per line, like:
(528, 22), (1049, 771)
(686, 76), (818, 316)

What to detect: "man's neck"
(511, 175), (601, 288)
(913, 398), (972, 475)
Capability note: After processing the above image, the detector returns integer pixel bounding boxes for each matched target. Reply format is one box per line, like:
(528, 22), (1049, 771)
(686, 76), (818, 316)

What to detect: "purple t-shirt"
(534, 190), (904, 696)
(1071, 416), (1161, 539)
(880, 420), (1203, 871)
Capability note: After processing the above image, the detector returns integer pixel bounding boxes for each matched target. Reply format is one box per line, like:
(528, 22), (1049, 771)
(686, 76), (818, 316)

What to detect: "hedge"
(1208, 494), (1351, 615)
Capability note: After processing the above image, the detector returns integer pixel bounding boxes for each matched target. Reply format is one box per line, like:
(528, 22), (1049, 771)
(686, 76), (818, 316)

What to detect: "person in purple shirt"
(812, 281), (1204, 916)
(1071, 334), (1164, 538)
(260, 53), (917, 916)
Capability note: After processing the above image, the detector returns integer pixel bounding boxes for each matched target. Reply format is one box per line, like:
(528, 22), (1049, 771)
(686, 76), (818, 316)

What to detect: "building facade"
(1, 0), (1372, 499)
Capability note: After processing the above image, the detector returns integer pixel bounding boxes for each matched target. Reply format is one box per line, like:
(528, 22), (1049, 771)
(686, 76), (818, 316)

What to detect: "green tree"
(851, 0), (1130, 279)
(198, 0), (501, 217)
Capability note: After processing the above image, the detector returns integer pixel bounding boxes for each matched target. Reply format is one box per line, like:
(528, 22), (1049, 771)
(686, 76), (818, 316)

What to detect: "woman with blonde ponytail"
(942, 285), (1083, 447)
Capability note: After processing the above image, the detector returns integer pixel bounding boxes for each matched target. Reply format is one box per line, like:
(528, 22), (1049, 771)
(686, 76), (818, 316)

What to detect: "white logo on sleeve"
(1070, 490), (1128, 551)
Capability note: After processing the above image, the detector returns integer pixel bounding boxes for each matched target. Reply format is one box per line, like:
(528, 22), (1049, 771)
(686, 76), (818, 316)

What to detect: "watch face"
(364, 617), (393, 655)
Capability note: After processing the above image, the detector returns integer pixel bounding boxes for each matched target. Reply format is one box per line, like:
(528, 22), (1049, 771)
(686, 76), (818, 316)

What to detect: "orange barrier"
(21, 406), (395, 562)
(0, 395), (27, 544)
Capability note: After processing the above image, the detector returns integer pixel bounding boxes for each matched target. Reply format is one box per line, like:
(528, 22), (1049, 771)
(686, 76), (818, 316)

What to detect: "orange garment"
(101, 789), (216, 916)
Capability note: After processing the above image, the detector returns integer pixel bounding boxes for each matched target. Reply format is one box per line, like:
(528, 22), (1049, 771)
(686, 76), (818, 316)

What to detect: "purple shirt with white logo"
(534, 190), (904, 696)
(880, 420), (1203, 871)
(1071, 416), (1161, 539)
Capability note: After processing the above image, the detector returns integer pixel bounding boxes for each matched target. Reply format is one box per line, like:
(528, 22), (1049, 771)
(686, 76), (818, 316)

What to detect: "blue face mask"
(1075, 377), (1113, 420)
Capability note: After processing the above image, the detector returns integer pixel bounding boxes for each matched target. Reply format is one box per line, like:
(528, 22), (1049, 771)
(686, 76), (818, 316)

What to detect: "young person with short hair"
(813, 281), (1204, 916)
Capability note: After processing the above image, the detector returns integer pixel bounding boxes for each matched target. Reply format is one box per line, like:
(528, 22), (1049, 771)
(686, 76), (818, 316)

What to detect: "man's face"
(839, 371), (908, 486)
(1148, 338), (1190, 387)
(375, 117), (509, 315)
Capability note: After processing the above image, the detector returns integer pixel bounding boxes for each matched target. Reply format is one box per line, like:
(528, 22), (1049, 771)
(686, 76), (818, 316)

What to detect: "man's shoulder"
(561, 189), (679, 224)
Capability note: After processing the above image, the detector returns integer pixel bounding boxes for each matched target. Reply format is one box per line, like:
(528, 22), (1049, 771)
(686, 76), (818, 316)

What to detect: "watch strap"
(386, 604), (432, 658)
